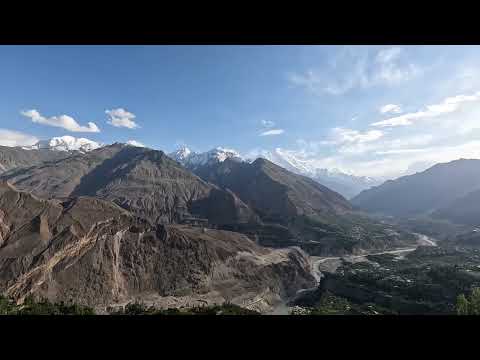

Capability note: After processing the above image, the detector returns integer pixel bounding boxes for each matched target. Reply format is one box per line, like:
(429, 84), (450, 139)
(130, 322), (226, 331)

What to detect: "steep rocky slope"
(169, 146), (380, 198)
(0, 182), (315, 313)
(0, 145), (69, 174)
(0, 143), (416, 256)
(192, 157), (352, 220)
(1, 144), (258, 225)
(183, 158), (414, 255)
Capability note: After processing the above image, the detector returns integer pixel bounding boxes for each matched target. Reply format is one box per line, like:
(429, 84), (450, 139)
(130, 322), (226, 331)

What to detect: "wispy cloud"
(288, 47), (421, 96)
(322, 127), (384, 145)
(21, 109), (100, 133)
(106, 108), (139, 129)
(372, 91), (480, 127)
(261, 119), (275, 128)
(259, 129), (285, 136)
(374, 48), (419, 84)
(0, 128), (38, 147)
(379, 104), (402, 114)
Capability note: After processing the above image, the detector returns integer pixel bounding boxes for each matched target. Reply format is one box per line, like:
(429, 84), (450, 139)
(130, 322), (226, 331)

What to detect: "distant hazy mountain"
(432, 188), (480, 226)
(251, 148), (381, 199)
(169, 146), (380, 198)
(352, 159), (480, 218)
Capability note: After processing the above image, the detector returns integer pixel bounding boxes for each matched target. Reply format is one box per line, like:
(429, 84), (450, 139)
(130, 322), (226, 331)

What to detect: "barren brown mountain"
(0, 182), (314, 312)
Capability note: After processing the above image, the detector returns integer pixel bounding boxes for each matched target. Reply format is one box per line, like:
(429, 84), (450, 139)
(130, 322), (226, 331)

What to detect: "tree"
(456, 287), (480, 315)
(470, 287), (480, 315)
(456, 294), (470, 315)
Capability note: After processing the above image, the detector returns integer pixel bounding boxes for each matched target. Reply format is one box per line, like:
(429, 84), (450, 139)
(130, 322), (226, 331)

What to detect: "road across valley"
(267, 233), (438, 315)
(310, 233), (437, 283)
(310, 247), (417, 282)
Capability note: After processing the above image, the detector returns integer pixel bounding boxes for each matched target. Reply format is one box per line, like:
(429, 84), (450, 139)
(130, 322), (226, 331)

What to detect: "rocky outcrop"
(0, 182), (315, 312)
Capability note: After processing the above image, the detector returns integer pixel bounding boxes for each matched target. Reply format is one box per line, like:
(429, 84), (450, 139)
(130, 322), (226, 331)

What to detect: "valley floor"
(268, 233), (438, 315)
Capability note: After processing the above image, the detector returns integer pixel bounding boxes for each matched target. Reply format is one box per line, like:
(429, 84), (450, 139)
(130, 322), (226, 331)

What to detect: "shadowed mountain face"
(0, 146), (69, 174)
(432, 189), (480, 226)
(191, 157), (352, 220)
(0, 182), (314, 312)
(1, 144), (258, 225)
(1, 143), (416, 257)
(352, 159), (480, 218)
(176, 158), (415, 256)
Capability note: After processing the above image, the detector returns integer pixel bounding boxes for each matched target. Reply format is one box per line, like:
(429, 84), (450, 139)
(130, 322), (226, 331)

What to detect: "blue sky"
(2, 45), (480, 178)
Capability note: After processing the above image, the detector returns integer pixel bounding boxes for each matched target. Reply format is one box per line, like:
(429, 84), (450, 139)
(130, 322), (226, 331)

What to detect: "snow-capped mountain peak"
(169, 145), (381, 198)
(170, 146), (192, 161)
(208, 147), (242, 162)
(169, 146), (243, 167)
(25, 136), (102, 153)
(255, 147), (381, 198)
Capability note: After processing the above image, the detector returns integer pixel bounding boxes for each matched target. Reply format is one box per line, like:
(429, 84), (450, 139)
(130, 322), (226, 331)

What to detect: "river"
(267, 233), (438, 315)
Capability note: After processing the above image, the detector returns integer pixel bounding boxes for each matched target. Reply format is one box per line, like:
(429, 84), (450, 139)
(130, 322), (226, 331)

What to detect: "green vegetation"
(456, 288), (480, 315)
(296, 212), (418, 256)
(108, 301), (260, 315)
(1, 296), (259, 315)
(0, 295), (95, 315)
(292, 292), (396, 315)
(307, 293), (354, 315)
(295, 246), (480, 315)
(394, 216), (471, 242)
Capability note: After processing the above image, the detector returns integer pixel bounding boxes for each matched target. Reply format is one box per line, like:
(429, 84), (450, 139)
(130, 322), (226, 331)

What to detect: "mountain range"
(4, 136), (380, 199)
(250, 148), (381, 199)
(24, 135), (103, 153)
(0, 136), (421, 311)
(169, 146), (380, 198)
(352, 158), (480, 226)
(0, 181), (314, 312)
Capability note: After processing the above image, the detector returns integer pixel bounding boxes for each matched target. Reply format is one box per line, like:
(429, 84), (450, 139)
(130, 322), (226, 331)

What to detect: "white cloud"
(286, 133), (480, 178)
(259, 129), (285, 136)
(106, 108), (139, 129)
(323, 127), (384, 145)
(380, 104), (402, 114)
(373, 47), (420, 85)
(255, 85), (480, 178)
(0, 129), (38, 147)
(288, 47), (421, 96)
(261, 119), (275, 128)
(375, 47), (402, 64)
(126, 140), (145, 147)
(372, 91), (480, 127)
(21, 109), (100, 133)
(375, 148), (429, 155)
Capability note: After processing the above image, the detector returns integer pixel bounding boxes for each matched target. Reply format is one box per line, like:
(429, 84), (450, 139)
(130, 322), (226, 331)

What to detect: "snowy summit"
(25, 136), (102, 153)
(169, 146), (242, 168)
